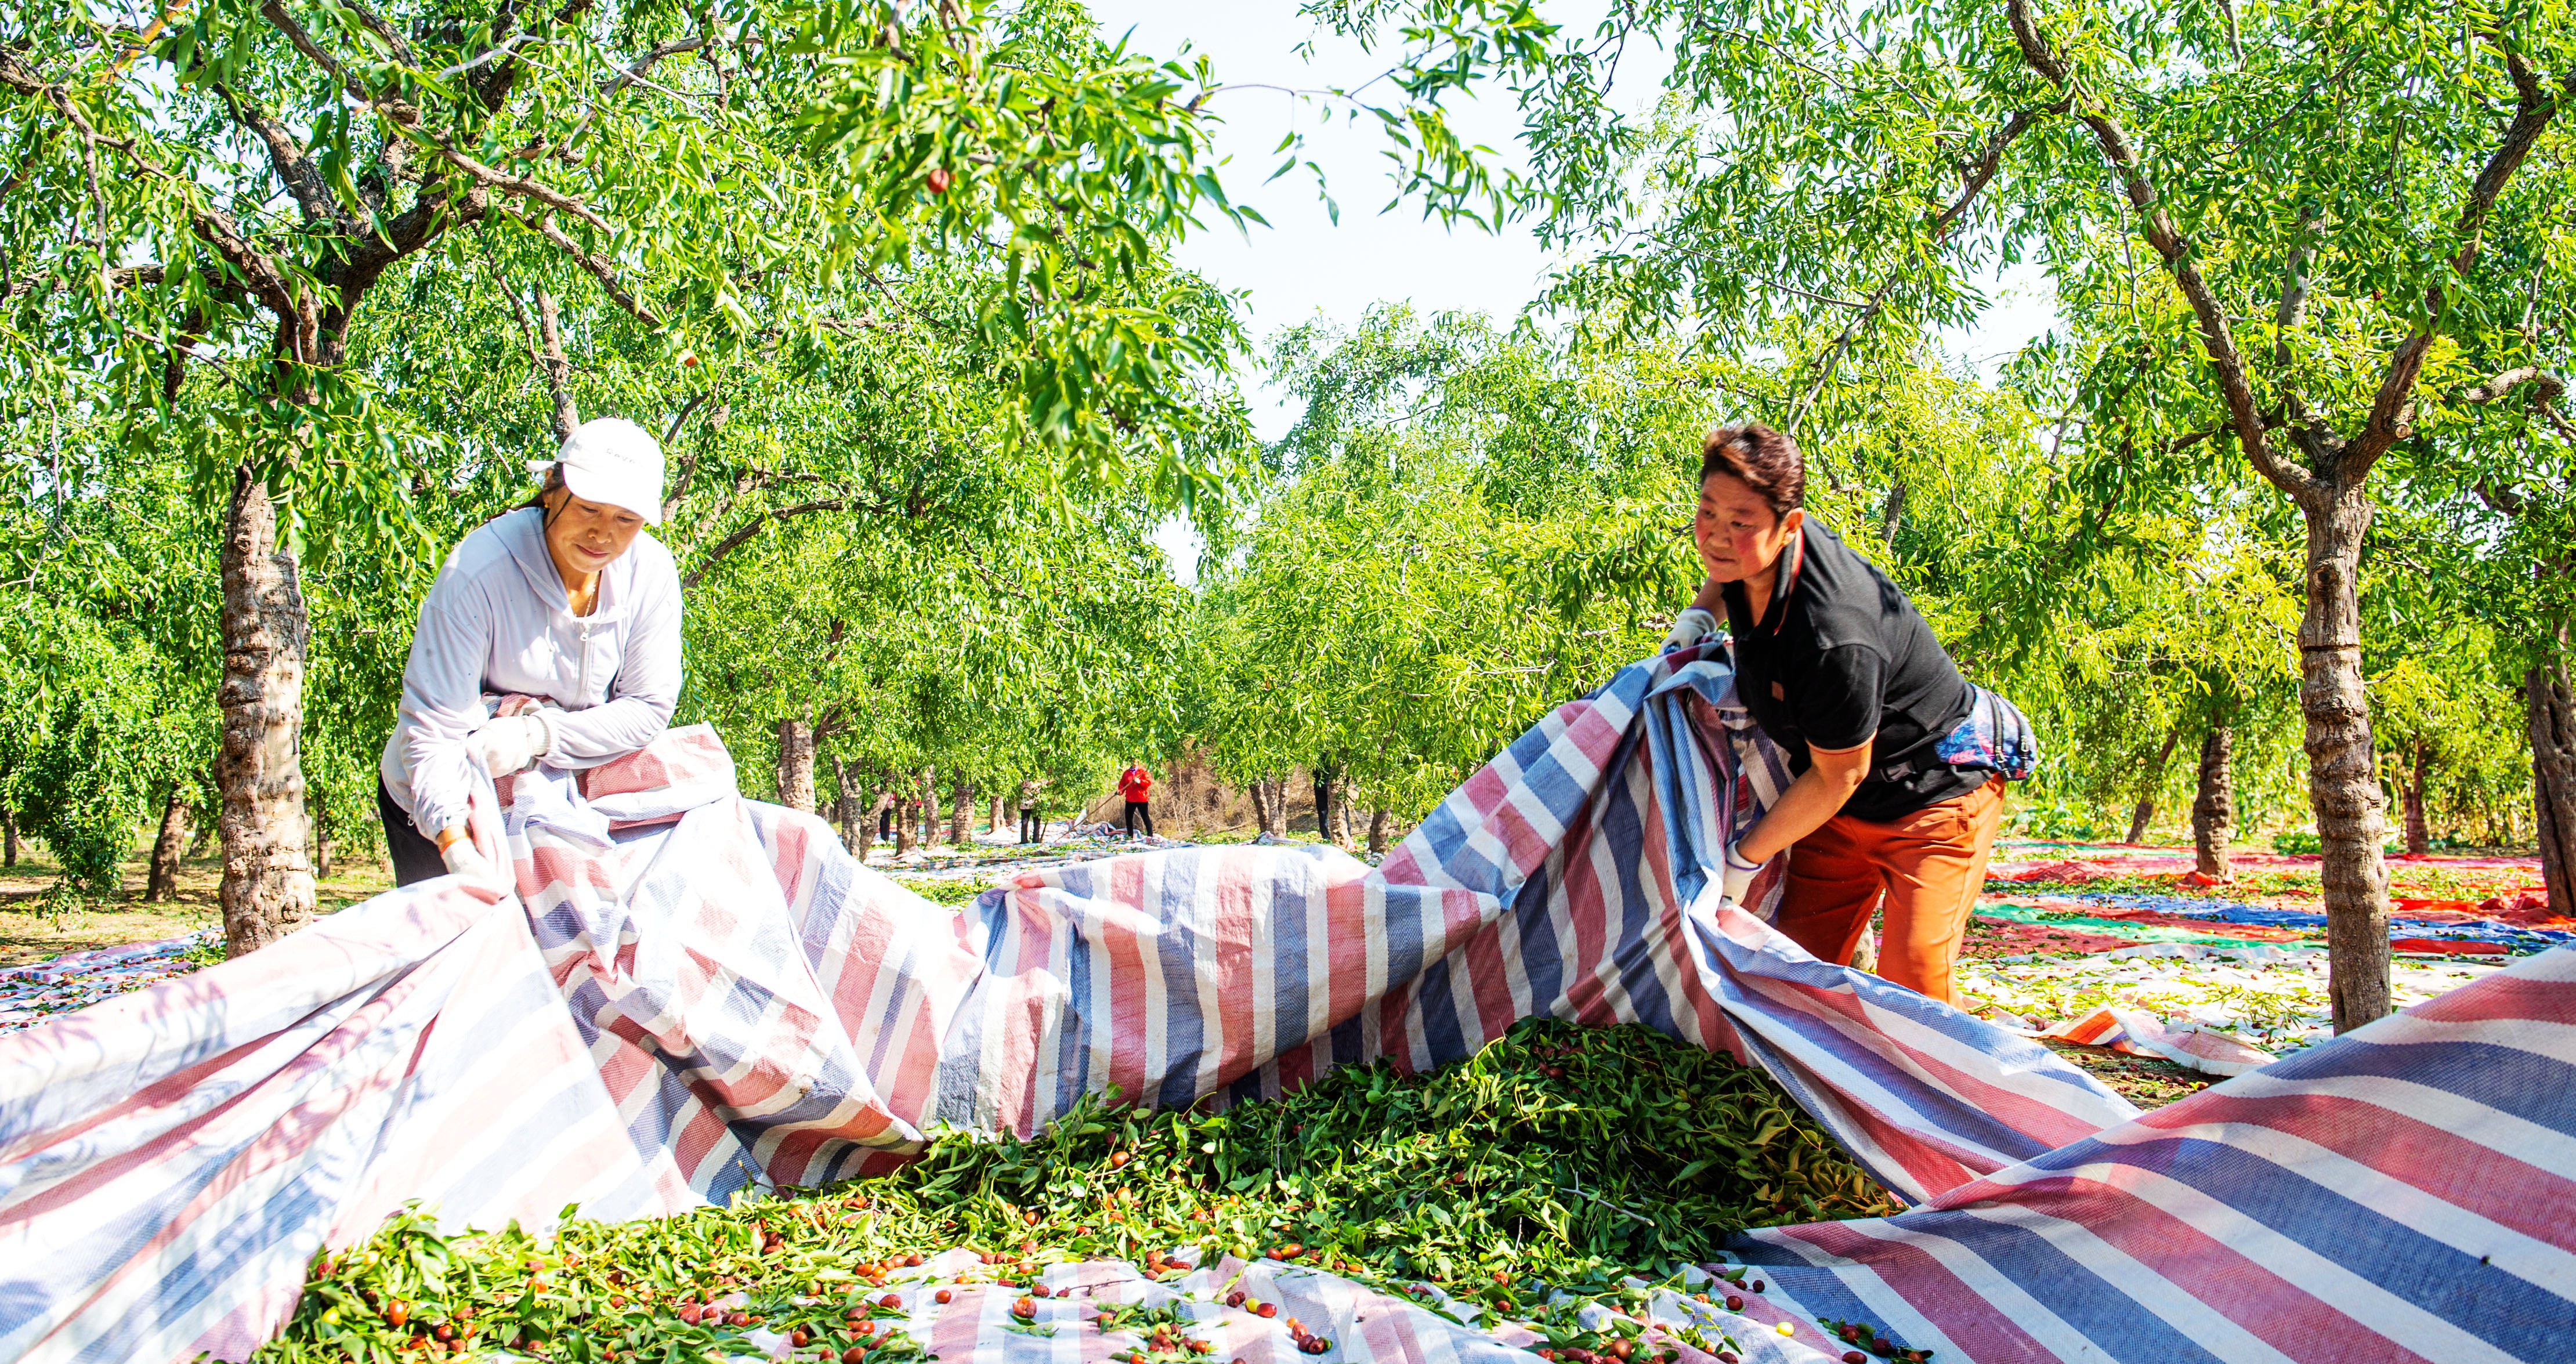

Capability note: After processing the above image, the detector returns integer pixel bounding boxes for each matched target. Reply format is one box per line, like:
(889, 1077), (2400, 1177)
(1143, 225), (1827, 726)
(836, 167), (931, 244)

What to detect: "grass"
(0, 837), (392, 967)
(257, 1018), (1913, 1363)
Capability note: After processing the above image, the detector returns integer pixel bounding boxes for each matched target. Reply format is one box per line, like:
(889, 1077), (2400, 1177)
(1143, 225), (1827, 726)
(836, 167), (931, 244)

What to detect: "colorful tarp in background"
(3, 644), (2571, 1363)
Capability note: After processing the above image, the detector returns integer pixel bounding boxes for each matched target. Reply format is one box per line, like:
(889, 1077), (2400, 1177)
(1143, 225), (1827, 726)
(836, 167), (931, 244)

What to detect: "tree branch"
(2458, 366), (2568, 406)
(506, 210), (664, 327)
(1783, 103), (2052, 434)
(2353, 53), (2566, 475)
(558, 37), (710, 151)
(213, 82), (361, 234)
(0, 50), (302, 327)
(682, 498), (869, 588)
(2005, 0), (2306, 494)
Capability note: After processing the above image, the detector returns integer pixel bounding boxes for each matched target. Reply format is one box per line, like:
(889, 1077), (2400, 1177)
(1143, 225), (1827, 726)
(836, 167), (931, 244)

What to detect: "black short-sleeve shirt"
(1720, 516), (1984, 822)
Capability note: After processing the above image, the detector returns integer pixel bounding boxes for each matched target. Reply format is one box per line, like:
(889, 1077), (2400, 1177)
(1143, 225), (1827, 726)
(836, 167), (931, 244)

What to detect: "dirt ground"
(2038, 1040), (2215, 1107)
(0, 842), (395, 967)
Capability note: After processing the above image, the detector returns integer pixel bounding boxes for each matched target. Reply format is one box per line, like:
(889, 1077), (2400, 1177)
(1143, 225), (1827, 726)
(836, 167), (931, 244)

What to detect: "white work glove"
(1716, 837), (1763, 908)
(472, 714), (551, 779)
(1661, 607), (1720, 654)
(439, 833), (513, 896)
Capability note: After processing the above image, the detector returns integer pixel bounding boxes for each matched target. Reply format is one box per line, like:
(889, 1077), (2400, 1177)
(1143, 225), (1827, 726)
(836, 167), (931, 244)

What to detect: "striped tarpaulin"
(1733, 945), (2576, 1361)
(31, 638), (2509, 1364)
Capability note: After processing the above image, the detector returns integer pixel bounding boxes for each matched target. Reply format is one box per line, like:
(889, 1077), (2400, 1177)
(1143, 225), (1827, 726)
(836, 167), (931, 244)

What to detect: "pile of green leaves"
(259, 1019), (1894, 1361)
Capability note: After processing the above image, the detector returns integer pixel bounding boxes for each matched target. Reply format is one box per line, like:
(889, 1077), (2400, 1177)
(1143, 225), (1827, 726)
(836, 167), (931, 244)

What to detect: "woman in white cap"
(377, 417), (683, 887)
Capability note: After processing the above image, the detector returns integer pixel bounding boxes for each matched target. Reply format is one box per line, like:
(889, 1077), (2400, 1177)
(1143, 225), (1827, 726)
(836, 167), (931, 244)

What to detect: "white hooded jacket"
(379, 506), (683, 837)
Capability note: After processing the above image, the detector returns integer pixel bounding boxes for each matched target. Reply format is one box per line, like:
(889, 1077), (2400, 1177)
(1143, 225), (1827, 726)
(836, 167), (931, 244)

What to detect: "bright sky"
(1092, 2), (2060, 578)
(1090, 1), (1626, 446)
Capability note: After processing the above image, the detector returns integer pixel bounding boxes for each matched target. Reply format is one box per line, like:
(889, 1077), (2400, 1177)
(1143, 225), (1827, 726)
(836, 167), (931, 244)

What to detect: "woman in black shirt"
(1662, 424), (2031, 1006)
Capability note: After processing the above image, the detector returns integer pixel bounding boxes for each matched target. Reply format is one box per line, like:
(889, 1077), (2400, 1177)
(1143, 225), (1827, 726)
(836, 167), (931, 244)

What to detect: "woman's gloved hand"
(1661, 607), (1720, 654)
(472, 714), (551, 778)
(436, 827), (513, 895)
(1717, 837), (1764, 908)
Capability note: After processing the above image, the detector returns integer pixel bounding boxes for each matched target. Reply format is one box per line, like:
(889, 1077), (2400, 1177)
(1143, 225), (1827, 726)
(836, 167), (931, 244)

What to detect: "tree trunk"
(988, 792), (1006, 837)
(830, 758), (881, 859)
(864, 792), (893, 860)
(1333, 790), (1355, 849)
(146, 781), (190, 902)
(217, 471), (314, 958)
(2529, 661), (2576, 918)
(2125, 717), (2187, 844)
(1268, 775), (1290, 837)
(312, 791), (334, 881)
(2192, 725), (2234, 880)
(1366, 807), (1390, 857)
(915, 765), (937, 846)
(775, 719), (817, 813)
(2297, 485), (2392, 1032)
(3, 805), (17, 867)
(2403, 739), (2430, 856)
(949, 777), (972, 844)
(1247, 778), (1272, 835)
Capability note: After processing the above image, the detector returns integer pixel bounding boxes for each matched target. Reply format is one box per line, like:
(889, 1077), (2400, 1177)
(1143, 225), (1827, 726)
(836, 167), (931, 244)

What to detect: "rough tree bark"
(1366, 808), (1390, 858)
(775, 719), (817, 813)
(217, 471), (314, 957)
(2192, 725), (2234, 880)
(830, 758), (862, 855)
(3, 805), (17, 867)
(2298, 486), (2393, 1029)
(2126, 717), (2187, 844)
(2402, 740), (2431, 856)
(987, 793), (1006, 837)
(146, 781), (191, 902)
(895, 793), (919, 856)
(2530, 662), (2576, 917)
(948, 777), (973, 844)
(1247, 779), (1273, 837)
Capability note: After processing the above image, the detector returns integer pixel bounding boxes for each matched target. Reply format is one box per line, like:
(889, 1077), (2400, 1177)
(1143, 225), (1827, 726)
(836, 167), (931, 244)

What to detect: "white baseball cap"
(553, 418), (664, 524)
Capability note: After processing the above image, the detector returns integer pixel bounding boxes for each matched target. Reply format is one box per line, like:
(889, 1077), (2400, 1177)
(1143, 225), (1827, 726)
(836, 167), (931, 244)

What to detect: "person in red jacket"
(1116, 762), (1155, 840)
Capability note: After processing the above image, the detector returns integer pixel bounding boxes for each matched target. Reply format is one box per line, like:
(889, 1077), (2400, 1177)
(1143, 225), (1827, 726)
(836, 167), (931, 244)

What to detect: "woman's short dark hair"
(520, 462), (569, 515)
(1699, 423), (1805, 518)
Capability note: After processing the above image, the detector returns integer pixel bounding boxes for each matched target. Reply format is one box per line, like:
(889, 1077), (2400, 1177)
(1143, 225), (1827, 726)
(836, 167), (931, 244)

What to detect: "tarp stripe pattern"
(2, 643), (2126, 1362)
(1732, 945), (2576, 1361)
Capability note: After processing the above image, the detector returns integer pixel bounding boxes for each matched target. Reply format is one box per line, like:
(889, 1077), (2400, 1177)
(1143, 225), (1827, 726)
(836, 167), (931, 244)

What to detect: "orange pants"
(1772, 780), (2006, 1005)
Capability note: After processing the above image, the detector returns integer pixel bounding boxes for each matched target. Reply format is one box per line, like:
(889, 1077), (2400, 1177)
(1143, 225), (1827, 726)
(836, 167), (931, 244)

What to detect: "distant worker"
(1663, 423), (2034, 1007)
(378, 418), (681, 889)
(1016, 775), (1051, 845)
(1116, 762), (1156, 840)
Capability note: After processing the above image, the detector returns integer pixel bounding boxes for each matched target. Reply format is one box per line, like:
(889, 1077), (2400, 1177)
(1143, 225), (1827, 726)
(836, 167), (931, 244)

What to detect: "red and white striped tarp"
(1733, 946), (2576, 1361)
(7, 644), (2566, 1362)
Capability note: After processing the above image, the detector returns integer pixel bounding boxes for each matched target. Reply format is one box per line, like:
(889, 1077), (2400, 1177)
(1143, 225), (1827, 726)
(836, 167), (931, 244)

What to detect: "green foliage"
(1293, 0), (2576, 850)
(256, 1019), (1891, 1362)
(0, 413), (216, 891)
(1189, 307), (1707, 819)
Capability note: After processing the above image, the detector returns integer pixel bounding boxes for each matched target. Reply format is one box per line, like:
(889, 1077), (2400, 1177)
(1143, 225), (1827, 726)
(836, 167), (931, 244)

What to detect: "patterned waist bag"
(1931, 685), (2039, 780)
